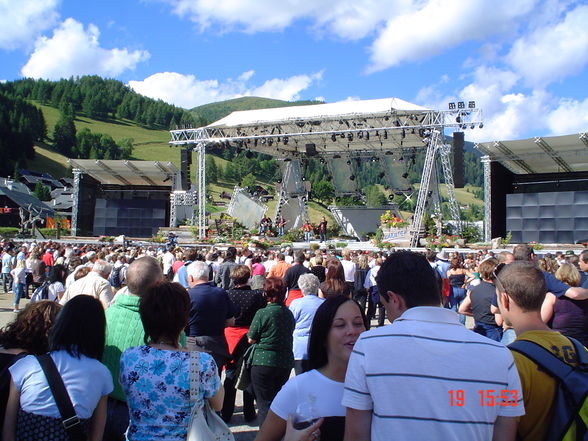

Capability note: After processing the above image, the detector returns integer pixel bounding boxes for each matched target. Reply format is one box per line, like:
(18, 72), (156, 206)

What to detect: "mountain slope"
(191, 96), (323, 125)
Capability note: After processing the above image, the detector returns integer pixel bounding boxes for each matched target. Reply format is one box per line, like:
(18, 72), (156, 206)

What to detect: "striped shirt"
(342, 307), (524, 441)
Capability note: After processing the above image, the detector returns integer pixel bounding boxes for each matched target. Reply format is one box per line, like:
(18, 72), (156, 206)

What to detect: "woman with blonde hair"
(542, 262), (588, 346)
(10, 260), (26, 313)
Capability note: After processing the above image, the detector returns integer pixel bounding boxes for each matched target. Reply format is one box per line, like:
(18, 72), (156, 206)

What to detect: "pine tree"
(206, 157), (218, 183)
(52, 112), (76, 156)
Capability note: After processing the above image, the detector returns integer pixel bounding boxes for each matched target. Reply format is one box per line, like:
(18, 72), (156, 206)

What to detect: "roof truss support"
(534, 137), (573, 173)
(95, 160), (132, 186)
(123, 161), (158, 186)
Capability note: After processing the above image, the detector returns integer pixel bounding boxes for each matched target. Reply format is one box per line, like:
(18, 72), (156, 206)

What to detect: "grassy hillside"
(191, 96), (323, 125)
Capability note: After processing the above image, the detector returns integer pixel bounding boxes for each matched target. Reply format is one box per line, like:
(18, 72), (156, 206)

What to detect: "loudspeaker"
(453, 132), (464, 188)
(305, 143), (317, 157)
(180, 148), (191, 190)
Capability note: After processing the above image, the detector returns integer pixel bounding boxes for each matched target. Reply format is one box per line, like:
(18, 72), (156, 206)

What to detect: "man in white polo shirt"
(341, 248), (356, 295)
(343, 251), (524, 441)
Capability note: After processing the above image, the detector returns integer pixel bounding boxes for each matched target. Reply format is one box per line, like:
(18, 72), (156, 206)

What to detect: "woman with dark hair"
(255, 296), (366, 441)
(222, 265), (266, 423)
(248, 277), (295, 425)
(0, 301), (62, 423)
(446, 257), (468, 324)
(319, 259), (351, 299)
(119, 281), (223, 440)
(47, 264), (67, 302)
(251, 256), (266, 276)
(3, 295), (112, 441)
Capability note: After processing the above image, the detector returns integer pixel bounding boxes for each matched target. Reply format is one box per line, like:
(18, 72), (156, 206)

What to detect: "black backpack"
(510, 337), (588, 441)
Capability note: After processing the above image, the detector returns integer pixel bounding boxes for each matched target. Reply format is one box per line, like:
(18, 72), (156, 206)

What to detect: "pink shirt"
(252, 263), (266, 276)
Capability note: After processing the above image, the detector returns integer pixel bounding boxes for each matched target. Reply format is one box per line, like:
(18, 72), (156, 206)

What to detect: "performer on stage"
(319, 216), (328, 242)
(302, 220), (313, 242)
(278, 215), (287, 237)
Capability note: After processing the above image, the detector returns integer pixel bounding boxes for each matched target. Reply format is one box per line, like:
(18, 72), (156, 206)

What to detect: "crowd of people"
(1, 238), (588, 440)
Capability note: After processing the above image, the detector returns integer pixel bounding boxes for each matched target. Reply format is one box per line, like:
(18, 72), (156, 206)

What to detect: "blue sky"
(0, 0), (587, 142)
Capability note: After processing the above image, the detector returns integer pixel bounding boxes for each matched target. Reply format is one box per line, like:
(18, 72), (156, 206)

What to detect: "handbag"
(235, 344), (256, 391)
(187, 351), (234, 441)
(33, 354), (88, 441)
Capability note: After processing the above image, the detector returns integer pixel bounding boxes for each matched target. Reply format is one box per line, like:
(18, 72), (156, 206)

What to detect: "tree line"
(0, 93), (46, 177)
(0, 76), (202, 129)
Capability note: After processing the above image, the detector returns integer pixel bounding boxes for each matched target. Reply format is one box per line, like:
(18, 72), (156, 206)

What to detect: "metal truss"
(71, 169), (81, 236)
(438, 143), (462, 230)
(171, 106), (483, 242)
(196, 142), (206, 238)
(226, 185), (241, 215)
(408, 131), (462, 247)
(170, 190), (198, 227)
(482, 156), (492, 242)
(410, 134), (439, 248)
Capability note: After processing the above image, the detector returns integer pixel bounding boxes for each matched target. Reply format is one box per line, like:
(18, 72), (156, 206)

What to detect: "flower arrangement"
(529, 241), (544, 250)
(380, 210), (409, 229)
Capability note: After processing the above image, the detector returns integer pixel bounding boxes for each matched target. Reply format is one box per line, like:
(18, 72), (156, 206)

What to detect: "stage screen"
(382, 156), (412, 191)
(328, 158), (357, 195)
(227, 190), (267, 230)
(93, 198), (167, 237)
(506, 190), (588, 243)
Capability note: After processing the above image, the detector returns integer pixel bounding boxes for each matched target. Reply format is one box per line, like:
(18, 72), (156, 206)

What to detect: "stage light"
(402, 172), (408, 179)
(479, 123), (484, 129)
(245, 150), (254, 159)
(399, 155), (404, 161)
(470, 124), (475, 130)
(448, 102), (456, 110)
(320, 158), (326, 164)
(283, 136), (289, 145)
(347, 133), (353, 141)
(388, 194), (395, 201)
(458, 101), (465, 109)
(302, 176), (306, 181)
(277, 179), (282, 184)
(358, 131), (363, 139)
(384, 131), (388, 139)
(333, 154), (341, 159)
(268, 139), (273, 146)
(346, 160), (352, 165)
(379, 172), (385, 179)
(401, 129), (406, 139)
(365, 132), (369, 140)
(254, 139), (258, 147)
(331, 134), (337, 142)
(350, 175), (355, 181)
(456, 116), (461, 123)
(468, 101), (476, 109)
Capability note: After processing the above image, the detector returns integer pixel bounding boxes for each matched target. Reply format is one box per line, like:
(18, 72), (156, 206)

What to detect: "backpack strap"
(509, 339), (580, 382)
(35, 355), (86, 441)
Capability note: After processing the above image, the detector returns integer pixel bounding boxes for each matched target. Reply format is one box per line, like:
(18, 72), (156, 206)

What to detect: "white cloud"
(128, 70), (323, 108)
(0, 0), (59, 50)
(161, 0), (406, 40)
(21, 18), (150, 80)
(546, 97), (588, 135)
(368, 0), (536, 72)
(506, 4), (588, 87)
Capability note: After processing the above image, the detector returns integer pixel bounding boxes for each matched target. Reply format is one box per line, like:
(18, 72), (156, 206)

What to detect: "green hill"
(191, 96), (323, 125)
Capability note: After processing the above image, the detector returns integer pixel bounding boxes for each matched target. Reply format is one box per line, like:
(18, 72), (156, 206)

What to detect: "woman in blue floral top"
(119, 281), (224, 441)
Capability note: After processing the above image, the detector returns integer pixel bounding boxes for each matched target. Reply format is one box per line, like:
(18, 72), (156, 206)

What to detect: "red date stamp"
(448, 389), (519, 407)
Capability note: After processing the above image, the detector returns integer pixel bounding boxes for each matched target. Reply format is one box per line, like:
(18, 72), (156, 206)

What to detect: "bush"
(335, 242), (348, 248)
(39, 228), (71, 238)
(0, 227), (19, 238)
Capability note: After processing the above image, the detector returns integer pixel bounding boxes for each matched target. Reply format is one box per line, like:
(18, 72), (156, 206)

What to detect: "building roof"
(68, 159), (180, 187)
(475, 133), (588, 174)
(0, 179), (54, 216)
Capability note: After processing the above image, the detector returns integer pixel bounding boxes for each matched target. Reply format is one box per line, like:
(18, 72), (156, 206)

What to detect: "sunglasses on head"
(492, 263), (506, 292)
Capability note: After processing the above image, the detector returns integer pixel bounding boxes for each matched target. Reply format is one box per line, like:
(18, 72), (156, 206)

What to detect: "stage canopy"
(475, 133), (588, 175)
(171, 97), (482, 157)
(68, 159), (179, 186)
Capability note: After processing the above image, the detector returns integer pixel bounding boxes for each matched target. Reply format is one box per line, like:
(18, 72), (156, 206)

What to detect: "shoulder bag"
(187, 351), (234, 441)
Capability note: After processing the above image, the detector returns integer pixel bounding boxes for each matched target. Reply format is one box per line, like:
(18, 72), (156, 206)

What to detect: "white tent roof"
(475, 133), (588, 174)
(207, 97), (429, 128)
(68, 159), (179, 186)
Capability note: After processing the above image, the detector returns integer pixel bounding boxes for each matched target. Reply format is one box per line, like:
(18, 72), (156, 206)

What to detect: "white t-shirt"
(341, 260), (356, 283)
(10, 350), (113, 419)
(271, 369), (345, 420)
(162, 251), (175, 274)
(48, 281), (65, 301)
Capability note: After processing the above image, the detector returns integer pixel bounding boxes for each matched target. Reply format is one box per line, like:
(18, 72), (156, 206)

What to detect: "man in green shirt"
(102, 256), (163, 441)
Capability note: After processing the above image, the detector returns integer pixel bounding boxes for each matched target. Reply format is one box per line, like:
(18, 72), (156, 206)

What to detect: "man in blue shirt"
(513, 244), (588, 300)
(579, 250), (588, 289)
(187, 261), (236, 371)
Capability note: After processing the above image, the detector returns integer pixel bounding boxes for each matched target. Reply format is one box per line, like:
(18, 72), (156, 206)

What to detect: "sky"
(0, 0), (587, 142)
